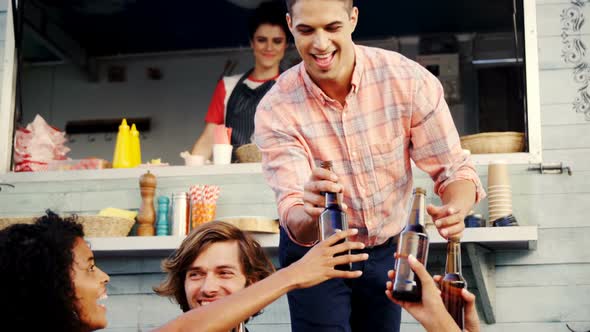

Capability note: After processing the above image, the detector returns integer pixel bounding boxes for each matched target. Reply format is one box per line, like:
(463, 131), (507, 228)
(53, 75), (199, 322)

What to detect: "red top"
(204, 73), (280, 124)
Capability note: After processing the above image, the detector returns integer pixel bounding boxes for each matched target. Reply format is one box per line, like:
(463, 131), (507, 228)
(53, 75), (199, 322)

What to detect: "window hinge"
(527, 162), (572, 176)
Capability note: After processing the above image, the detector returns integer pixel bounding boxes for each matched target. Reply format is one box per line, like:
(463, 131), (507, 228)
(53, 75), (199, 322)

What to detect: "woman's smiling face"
(71, 238), (110, 331)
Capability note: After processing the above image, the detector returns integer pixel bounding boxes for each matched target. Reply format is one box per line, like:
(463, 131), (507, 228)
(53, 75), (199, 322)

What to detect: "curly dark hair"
(154, 221), (275, 313)
(248, 1), (290, 41)
(0, 211), (85, 332)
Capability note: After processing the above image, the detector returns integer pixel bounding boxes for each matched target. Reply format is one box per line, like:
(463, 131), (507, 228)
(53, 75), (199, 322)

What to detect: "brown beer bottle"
(392, 188), (429, 302)
(441, 238), (466, 329)
(318, 161), (350, 270)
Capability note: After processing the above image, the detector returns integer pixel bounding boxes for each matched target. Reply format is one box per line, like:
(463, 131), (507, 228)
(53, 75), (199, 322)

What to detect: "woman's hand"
(386, 255), (462, 332)
(461, 286), (481, 332)
(431, 275), (480, 332)
(286, 228), (368, 289)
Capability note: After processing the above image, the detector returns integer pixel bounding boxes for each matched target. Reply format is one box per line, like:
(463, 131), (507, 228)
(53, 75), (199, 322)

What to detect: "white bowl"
(184, 154), (204, 166)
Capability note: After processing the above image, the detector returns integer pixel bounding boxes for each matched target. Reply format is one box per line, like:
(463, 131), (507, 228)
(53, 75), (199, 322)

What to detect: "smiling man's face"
(184, 241), (248, 309)
(287, 0), (358, 88)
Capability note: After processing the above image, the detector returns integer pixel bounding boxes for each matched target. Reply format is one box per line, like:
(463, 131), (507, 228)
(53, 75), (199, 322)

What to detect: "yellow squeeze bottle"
(130, 123), (142, 167)
(113, 119), (133, 168)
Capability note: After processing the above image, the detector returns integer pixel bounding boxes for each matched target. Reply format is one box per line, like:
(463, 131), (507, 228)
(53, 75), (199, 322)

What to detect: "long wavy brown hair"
(154, 221), (275, 312)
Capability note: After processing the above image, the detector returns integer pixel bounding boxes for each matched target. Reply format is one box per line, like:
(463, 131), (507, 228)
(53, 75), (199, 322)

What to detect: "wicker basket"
(460, 132), (525, 154)
(0, 215), (135, 237)
(235, 143), (262, 163)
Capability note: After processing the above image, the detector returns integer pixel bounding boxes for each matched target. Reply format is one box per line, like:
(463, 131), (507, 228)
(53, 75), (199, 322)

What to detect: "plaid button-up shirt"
(255, 44), (485, 246)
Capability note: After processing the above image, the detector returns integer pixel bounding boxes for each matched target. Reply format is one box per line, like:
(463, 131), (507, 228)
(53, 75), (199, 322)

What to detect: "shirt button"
(352, 151), (357, 158)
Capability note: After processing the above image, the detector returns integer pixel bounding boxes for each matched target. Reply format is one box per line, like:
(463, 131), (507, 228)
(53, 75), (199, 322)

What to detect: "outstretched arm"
(190, 122), (217, 160)
(154, 228), (368, 332)
(386, 255), (462, 332)
(427, 179), (476, 240)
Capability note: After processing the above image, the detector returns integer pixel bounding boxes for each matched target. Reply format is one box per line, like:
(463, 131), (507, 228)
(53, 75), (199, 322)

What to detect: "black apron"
(225, 69), (275, 150)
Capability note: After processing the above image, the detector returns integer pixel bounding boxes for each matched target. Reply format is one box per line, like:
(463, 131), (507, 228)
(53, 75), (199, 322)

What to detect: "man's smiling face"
(184, 241), (248, 309)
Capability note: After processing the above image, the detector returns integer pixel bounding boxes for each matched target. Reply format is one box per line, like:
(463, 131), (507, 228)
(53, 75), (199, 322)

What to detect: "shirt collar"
(299, 43), (364, 105)
(350, 44), (364, 94)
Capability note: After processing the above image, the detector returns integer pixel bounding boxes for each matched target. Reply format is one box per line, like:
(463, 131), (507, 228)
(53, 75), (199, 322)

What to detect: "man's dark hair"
(0, 211), (85, 332)
(248, 1), (290, 40)
(285, 0), (353, 15)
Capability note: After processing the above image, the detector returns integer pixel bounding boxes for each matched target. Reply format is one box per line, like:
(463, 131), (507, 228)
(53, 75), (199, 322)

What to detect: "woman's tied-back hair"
(0, 210), (85, 332)
(154, 221), (275, 312)
(248, 1), (290, 41)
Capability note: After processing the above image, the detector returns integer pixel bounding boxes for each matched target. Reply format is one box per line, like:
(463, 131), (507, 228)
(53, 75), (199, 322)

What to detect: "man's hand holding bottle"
(287, 166), (347, 244)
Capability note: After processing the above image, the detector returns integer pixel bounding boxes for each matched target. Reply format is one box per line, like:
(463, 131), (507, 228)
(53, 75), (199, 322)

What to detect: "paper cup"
(488, 187), (512, 192)
(489, 208), (512, 215)
(488, 193), (512, 202)
(488, 198), (513, 205)
(489, 207), (512, 213)
(487, 188), (512, 194)
(213, 144), (233, 165)
(488, 201), (513, 207)
(489, 208), (513, 214)
(488, 184), (512, 189)
(488, 161), (510, 187)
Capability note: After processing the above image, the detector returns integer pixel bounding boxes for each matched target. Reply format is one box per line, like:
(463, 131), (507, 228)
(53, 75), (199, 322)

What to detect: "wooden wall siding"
(0, 1), (589, 331)
(0, 173), (279, 219)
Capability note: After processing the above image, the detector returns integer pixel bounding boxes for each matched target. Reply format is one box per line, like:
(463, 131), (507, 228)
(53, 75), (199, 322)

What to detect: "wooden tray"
(217, 216), (279, 233)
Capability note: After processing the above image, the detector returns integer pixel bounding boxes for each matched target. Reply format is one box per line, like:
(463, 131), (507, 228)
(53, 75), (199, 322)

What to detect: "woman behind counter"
(191, 2), (289, 160)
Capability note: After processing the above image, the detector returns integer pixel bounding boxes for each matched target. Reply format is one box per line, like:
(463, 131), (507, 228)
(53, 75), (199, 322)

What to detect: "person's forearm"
(154, 268), (300, 332)
(423, 314), (462, 332)
(442, 180), (476, 215)
(191, 123), (216, 159)
(190, 139), (213, 159)
(285, 205), (317, 244)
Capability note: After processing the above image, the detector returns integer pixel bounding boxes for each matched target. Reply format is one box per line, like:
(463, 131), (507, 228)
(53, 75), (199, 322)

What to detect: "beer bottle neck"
(324, 191), (340, 209)
(445, 239), (462, 274)
(408, 192), (426, 226)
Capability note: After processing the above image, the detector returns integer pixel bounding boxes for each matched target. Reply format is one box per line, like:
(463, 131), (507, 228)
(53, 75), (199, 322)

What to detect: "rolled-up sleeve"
(409, 66), (486, 203)
(254, 92), (314, 231)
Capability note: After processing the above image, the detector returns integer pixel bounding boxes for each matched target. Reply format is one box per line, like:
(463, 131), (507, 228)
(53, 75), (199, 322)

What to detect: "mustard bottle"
(113, 119), (133, 168)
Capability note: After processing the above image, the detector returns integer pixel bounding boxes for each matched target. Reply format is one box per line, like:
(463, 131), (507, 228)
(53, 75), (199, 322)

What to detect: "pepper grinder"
(137, 171), (157, 236)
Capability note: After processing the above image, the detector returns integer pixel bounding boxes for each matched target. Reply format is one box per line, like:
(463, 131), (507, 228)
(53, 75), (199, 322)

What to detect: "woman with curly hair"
(0, 211), (110, 332)
(0, 213), (367, 332)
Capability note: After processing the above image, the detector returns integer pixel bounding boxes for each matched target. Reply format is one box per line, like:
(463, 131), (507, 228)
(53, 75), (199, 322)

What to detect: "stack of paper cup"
(487, 161), (513, 222)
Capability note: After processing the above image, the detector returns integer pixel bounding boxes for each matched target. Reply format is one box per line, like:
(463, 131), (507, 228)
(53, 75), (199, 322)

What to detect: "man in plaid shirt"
(254, 0), (485, 331)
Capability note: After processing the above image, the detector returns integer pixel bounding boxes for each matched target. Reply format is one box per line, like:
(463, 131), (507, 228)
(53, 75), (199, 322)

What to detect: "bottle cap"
(413, 187), (427, 196)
